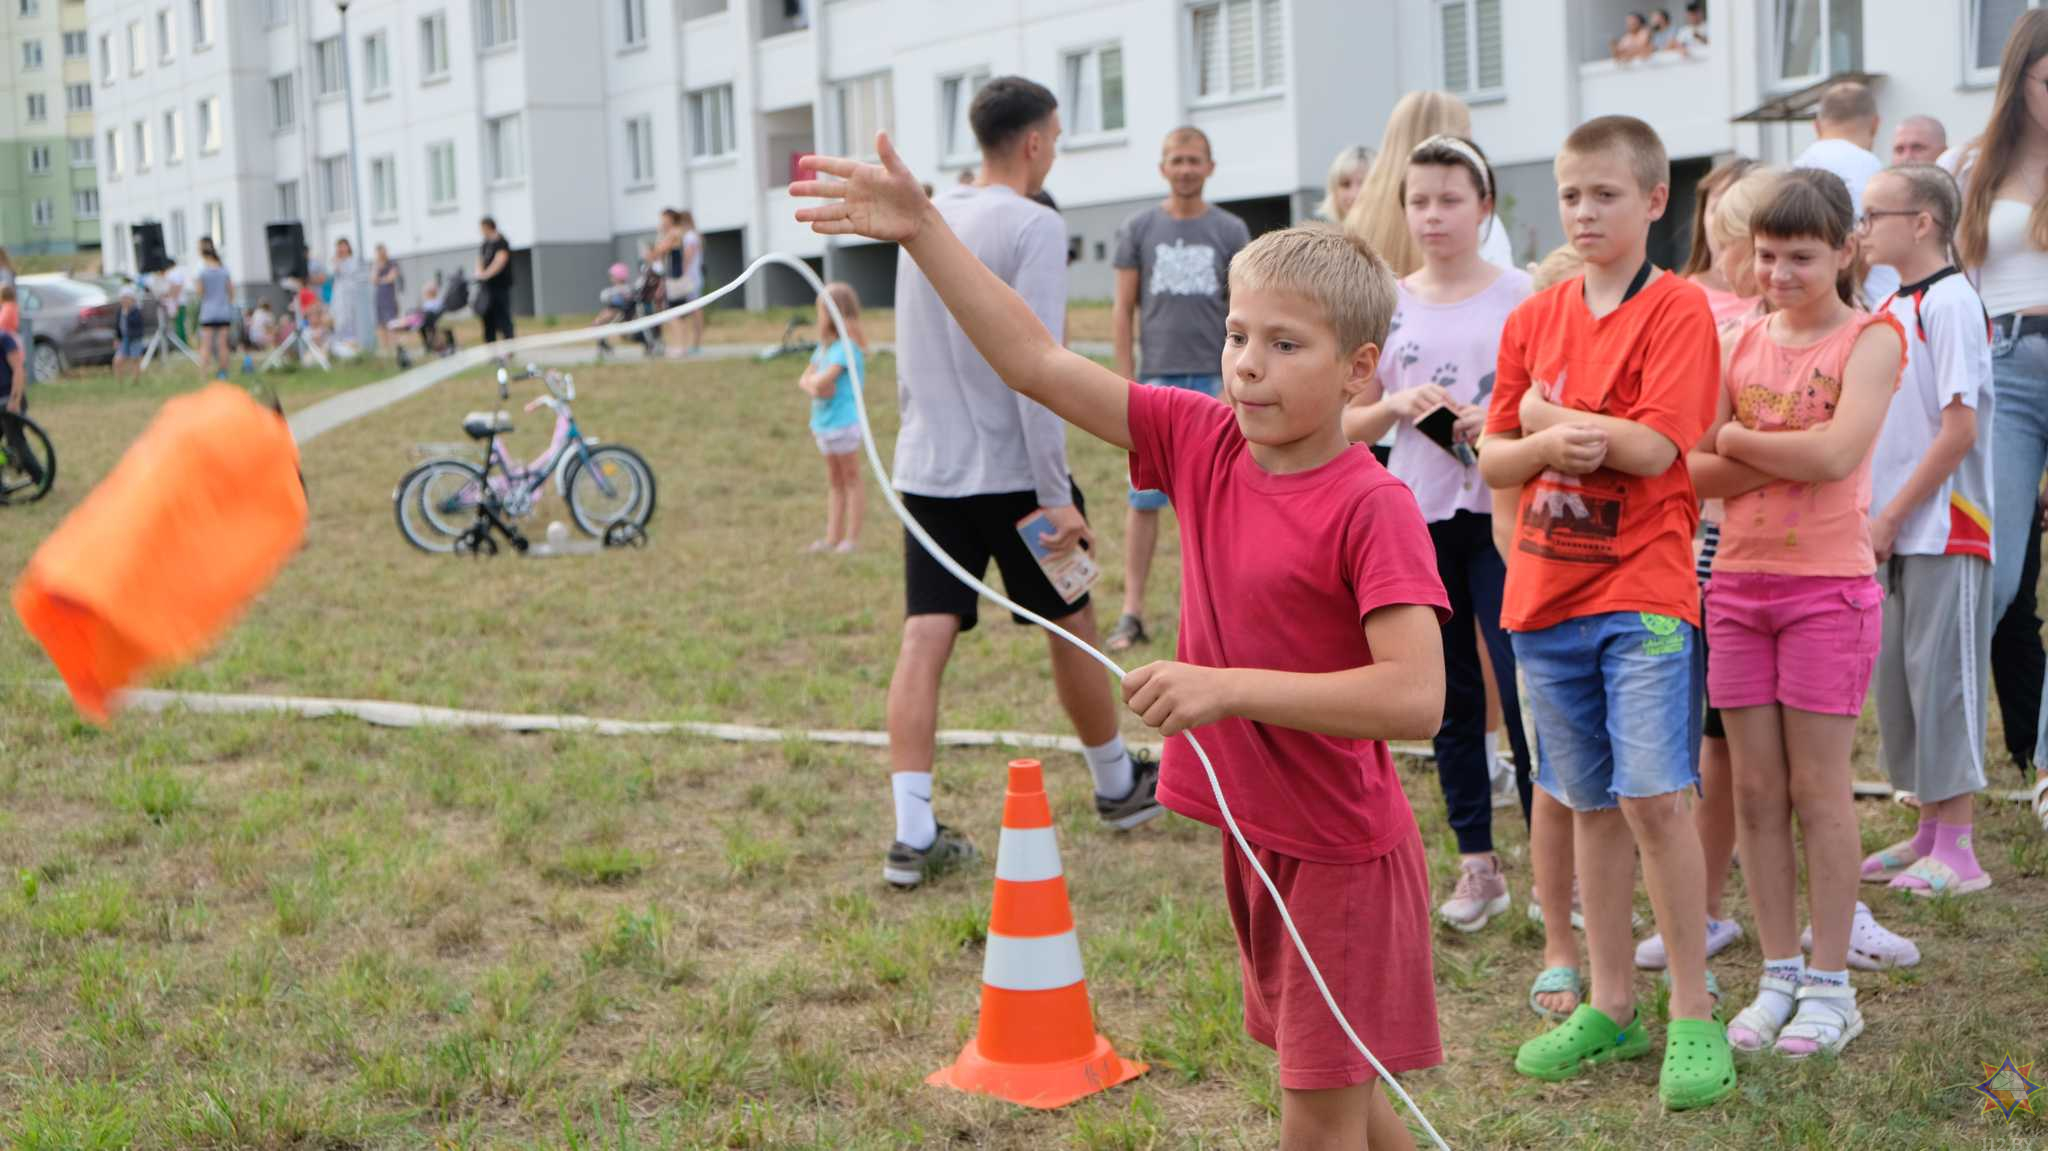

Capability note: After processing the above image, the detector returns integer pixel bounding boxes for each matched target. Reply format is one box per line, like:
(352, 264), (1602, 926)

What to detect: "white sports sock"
(1485, 728), (1504, 780)
(893, 772), (936, 850)
(1751, 955), (1804, 1028)
(1083, 736), (1135, 800)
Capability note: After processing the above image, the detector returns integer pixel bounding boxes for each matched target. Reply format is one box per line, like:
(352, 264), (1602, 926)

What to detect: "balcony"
(756, 26), (814, 112)
(1578, 48), (1731, 160)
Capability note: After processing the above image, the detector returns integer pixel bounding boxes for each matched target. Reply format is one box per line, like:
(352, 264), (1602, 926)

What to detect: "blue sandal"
(1528, 965), (1582, 1022)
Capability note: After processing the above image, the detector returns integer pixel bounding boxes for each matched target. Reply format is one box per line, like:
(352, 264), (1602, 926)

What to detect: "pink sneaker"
(1439, 856), (1510, 932)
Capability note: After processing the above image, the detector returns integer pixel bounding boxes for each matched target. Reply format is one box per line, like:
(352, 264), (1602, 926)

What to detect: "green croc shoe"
(1660, 1017), (1738, 1111)
(1515, 1004), (1652, 1081)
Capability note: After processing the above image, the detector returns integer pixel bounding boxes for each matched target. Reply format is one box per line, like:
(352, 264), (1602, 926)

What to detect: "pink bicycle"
(393, 365), (655, 555)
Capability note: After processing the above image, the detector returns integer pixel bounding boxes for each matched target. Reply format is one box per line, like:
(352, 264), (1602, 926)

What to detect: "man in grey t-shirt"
(1107, 126), (1249, 654)
(881, 77), (1159, 891)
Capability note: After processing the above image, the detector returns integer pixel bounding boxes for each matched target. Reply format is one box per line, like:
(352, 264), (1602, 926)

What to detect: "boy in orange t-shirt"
(1479, 116), (1734, 1111)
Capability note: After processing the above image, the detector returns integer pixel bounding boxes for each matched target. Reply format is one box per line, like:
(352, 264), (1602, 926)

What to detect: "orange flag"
(13, 384), (307, 722)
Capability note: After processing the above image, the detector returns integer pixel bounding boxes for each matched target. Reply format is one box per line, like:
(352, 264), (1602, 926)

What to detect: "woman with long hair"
(1344, 91), (1513, 275)
(1679, 157), (1759, 321)
(1946, 10), (2048, 835)
(1316, 145), (1373, 223)
(194, 236), (235, 380)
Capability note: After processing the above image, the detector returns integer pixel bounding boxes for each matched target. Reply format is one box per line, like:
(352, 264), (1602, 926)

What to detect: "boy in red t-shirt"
(1479, 116), (1735, 1111)
(796, 138), (1450, 1148)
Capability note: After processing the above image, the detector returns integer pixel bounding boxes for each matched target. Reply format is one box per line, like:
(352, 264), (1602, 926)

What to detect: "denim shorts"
(1512, 611), (1702, 812)
(1129, 374), (1223, 509)
(117, 336), (145, 360)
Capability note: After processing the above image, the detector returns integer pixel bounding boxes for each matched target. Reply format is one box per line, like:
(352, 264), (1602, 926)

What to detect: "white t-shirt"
(1870, 270), (1995, 558)
(1480, 214), (1515, 271)
(1793, 137), (1900, 307)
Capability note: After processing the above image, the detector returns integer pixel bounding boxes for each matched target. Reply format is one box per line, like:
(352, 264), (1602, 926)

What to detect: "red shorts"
(1221, 826), (1442, 1091)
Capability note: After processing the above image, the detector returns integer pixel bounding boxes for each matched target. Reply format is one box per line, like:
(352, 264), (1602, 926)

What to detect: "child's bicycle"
(755, 315), (818, 362)
(0, 411), (56, 504)
(393, 365), (655, 555)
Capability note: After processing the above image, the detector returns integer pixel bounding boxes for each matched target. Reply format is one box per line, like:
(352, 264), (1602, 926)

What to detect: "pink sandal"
(1859, 839), (1921, 883)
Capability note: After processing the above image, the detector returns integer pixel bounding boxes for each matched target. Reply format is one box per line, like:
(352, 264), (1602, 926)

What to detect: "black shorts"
(202, 320), (231, 330)
(1698, 583), (1724, 740)
(901, 482), (1090, 631)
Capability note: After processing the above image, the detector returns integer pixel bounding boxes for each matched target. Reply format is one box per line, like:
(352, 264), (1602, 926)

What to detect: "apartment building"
(1, 0), (100, 255)
(1405, 0), (2016, 268)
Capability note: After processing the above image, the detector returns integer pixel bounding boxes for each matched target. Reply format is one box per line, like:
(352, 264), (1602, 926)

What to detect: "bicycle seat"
(462, 411), (513, 439)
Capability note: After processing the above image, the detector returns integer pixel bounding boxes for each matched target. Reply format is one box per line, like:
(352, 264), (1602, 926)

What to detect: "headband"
(1411, 134), (1491, 200)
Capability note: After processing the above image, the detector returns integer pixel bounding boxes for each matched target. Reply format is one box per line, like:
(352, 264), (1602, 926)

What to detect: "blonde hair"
(818, 281), (867, 349)
(1528, 244), (1585, 293)
(1879, 164), (1965, 269)
(1316, 145), (1373, 222)
(1343, 91), (1472, 276)
(1558, 115), (1670, 195)
(1707, 167), (1783, 254)
(1958, 9), (2048, 267)
(1681, 157), (1757, 277)
(1229, 225), (1396, 355)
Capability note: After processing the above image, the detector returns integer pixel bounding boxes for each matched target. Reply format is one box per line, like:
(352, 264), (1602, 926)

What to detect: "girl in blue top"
(798, 281), (867, 554)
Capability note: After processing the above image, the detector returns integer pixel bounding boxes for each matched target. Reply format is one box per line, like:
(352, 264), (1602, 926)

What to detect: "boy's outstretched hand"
(793, 134), (930, 246)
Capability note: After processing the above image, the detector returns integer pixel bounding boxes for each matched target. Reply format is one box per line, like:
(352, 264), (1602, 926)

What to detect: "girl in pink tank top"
(1687, 170), (1907, 1064)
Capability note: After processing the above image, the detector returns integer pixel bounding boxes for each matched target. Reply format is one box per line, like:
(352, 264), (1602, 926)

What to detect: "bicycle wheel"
(563, 445), (656, 536)
(394, 459), (484, 553)
(0, 413), (56, 504)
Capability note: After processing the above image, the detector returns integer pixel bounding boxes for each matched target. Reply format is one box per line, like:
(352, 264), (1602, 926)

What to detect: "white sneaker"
(1489, 764), (1518, 809)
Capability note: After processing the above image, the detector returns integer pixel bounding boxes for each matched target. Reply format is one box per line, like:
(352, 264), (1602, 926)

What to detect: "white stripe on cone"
(994, 826), (1064, 883)
(981, 929), (1087, 992)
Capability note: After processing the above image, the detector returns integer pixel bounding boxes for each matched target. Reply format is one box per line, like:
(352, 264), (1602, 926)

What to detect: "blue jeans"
(1991, 327), (2048, 618)
(1128, 374), (1223, 510)
(1512, 612), (1702, 812)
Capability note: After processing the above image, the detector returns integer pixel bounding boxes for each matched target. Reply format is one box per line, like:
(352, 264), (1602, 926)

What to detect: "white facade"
(81, 0), (2031, 309)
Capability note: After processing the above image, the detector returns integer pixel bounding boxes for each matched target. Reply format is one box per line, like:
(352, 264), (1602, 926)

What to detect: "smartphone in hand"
(1415, 405), (1476, 467)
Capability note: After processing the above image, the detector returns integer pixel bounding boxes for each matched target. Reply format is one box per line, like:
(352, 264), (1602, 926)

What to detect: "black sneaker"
(883, 824), (978, 889)
(1095, 750), (1165, 830)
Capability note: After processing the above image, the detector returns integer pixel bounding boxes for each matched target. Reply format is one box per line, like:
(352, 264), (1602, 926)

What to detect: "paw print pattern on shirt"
(1431, 362), (1459, 392)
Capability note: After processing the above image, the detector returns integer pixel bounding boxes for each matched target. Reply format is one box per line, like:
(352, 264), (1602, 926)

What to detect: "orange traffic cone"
(927, 759), (1146, 1109)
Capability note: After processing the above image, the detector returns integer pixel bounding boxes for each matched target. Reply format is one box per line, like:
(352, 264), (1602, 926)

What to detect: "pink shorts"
(1705, 570), (1883, 716)
(1221, 826), (1442, 1091)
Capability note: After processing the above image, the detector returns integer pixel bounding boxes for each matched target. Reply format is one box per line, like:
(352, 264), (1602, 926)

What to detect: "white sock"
(893, 772), (936, 850)
(1751, 955), (1804, 1027)
(1485, 728), (1504, 779)
(1083, 736), (1135, 800)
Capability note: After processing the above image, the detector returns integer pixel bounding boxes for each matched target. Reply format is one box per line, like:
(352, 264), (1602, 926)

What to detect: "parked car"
(14, 274), (162, 380)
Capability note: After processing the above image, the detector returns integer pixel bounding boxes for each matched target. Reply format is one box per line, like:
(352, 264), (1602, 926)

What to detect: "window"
(265, 0), (290, 26)
(168, 208), (187, 256)
(275, 179), (300, 221)
(621, 0), (647, 47)
(828, 72), (892, 158)
(28, 145), (51, 175)
(1061, 45), (1124, 138)
(419, 12), (449, 80)
(135, 119), (153, 170)
(64, 30), (87, 59)
(105, 127), (123, 177)
(25, 93), (47, 122)
(1771, 0), (1862, 89)
(315, 37), (343, 97)
(370, 154), (398, 218)
(31, 200), (54, 229)
(477, 0), (517, 50)
(1190, 0), (1285, 101)
(74, 188), (98, 220)
(625, 114), (655, 185)
(1436, 0), (1503, 96)
(320, 154), (351, 216)
(485, 112), (524, 181)
(938, 70), (988, 165)
(364, 32), (390, 95)
(427, 140), (457, 207)
(98, 33), (111, 84)
(198, 95), (221, 153)
(191, 0), (213, 49)
(1970, 1), (2044, 80)
(69, 136), (94, 168)
(66, 82), (91, 112)
(127, 20), (145, 74)
(204, 201), (223, 247)
(687, 84), (735, 160)
(23, 39), (44, 71)
(271, 73), (295, 130)
(156, 6), (175, 62)
(164, 108), (183, 163)
(19, 0), (38, 14)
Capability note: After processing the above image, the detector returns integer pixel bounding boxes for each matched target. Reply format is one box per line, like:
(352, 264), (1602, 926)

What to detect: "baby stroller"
(595, 263), (661, 361)
(393, 270), (470, 369)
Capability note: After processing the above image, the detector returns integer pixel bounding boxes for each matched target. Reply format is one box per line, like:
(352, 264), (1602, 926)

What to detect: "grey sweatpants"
(1876, 553), (1993, 804)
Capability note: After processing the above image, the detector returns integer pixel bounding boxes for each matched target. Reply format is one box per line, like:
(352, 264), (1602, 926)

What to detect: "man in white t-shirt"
(1794, 81), (1899, 306)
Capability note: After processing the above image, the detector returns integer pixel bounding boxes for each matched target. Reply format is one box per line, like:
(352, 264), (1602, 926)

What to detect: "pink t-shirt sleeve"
(1346, 479), (1453, 627)
(1127, 379), (1230, 497)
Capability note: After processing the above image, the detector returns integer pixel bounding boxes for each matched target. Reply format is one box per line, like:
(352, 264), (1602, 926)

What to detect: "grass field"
(1, 354), (2045, 1149)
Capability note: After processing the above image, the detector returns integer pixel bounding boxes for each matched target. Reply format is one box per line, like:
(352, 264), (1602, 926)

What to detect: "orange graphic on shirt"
(1735, 367), (1840, 430)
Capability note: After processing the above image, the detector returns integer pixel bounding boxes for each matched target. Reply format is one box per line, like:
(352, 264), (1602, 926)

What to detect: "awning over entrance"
(1733, 70), (1885, 123)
